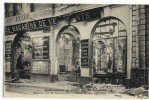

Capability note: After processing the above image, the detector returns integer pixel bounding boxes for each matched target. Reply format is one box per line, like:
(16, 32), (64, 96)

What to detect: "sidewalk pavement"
(5, 81), (80, 94)
(4, 80), (149, 99)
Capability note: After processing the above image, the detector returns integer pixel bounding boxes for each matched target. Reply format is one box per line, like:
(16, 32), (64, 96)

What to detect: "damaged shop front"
(5, 5), (132, 86)
(5, 14), (56, 82)
(54, 7), (102, 82)
(53, 5), (131, 85)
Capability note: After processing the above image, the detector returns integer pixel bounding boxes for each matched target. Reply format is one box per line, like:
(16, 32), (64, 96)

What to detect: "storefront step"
(5, 83), (65, 94)
(5, 84), (45, 94)
(58, 73), (76, 82)
(4, 81), (78, 94)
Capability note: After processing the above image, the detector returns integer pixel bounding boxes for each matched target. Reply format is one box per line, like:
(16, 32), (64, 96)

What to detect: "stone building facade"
(4, 4), (149, 88)
(130, 5), (149, 88)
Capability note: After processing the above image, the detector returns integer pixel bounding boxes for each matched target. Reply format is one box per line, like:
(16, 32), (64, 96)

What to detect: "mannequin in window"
(97, 41), (108, 73)
(116, 45), (123, 72)
(107, 43), (113, 73)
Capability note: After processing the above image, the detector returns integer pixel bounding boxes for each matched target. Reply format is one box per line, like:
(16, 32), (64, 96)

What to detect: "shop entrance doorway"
(11, 32), (32, 80)
(56, 25), (81, 81)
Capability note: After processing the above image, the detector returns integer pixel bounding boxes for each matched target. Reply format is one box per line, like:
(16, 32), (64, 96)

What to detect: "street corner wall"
(145, 5), (149, 69)
(131, 5), (147, 68)
(131, 5), (140, 69)
(138, 5), (146, 68)
(131, 5), (149, 87)
(145, 5), (149, 87)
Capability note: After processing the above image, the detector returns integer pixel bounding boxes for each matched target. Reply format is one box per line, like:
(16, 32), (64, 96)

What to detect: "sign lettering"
(5, 8), (101, 34)
(81, 39), (89, 67)
(16, 14), (30, 22)
(5, 17), (57, 34)
(74, 8), (101, 22)
(5, 41), (12, 61)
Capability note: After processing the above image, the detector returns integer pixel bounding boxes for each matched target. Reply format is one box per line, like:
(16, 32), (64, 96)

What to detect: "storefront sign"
(43, 37), (49, 59)
(59, 7), (101, 23)
(16, 14), (30, 22)
(5, 8), (101, 34)
(81, 39), (89, 67)
(5, 17), (57, 33)
(5, 41), (12, 61)
(5, 41), (12, 72)
(33, 37), (49, 59)
(74, 8), (101, 22)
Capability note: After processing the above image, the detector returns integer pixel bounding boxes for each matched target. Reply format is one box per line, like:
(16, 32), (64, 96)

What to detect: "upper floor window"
(5, 3), (23, 18)
(55, 4), (80, 11)
(5, 3), (53, 18)
(5, 3), (14, 17)
(14, 3), (23, 15)
(30, 3), (53, 12)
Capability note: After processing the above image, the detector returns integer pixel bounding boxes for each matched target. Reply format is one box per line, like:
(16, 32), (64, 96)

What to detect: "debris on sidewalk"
(19, 79), (31, 83)
(5, 79), (149, 99)
(120, 86), (149, 98)
(92, 83), (126, 94)
(129, 87), (145, 95)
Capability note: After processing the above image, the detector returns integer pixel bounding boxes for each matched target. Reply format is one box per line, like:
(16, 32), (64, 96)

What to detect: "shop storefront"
(54, 5), (131, 84)
(54, 7), (102, 82)
(5, 4), (132, 85)
(5, 14), (56, 82)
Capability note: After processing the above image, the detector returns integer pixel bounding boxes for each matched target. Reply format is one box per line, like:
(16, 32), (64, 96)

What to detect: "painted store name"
(5, 8), (101, 34)
(5, 18), (57, 33)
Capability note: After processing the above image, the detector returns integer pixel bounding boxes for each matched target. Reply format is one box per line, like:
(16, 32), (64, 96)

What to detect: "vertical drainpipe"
(51, 4), (55, 82)
(127, 5), (132, 87)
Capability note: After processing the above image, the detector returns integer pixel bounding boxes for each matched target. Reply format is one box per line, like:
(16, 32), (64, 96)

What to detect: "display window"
(92, 18), (127, 74)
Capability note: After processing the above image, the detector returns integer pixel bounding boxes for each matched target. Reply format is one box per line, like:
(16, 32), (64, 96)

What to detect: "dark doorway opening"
(11, 32), (32, 80)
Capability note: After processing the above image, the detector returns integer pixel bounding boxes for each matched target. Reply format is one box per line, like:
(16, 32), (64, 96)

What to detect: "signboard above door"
(5, 7), (102, 34)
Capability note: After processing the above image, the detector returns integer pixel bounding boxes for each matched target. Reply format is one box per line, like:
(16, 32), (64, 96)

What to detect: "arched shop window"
(56, 25), (81, 73)
(92, 17), (127, 74)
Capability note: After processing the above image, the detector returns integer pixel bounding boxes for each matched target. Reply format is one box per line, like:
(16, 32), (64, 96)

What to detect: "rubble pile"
(18, 78), (31, 83)
(121, 87), (149, 98)
(93, 83), (126, 94)
(71, 82), (126, 94)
